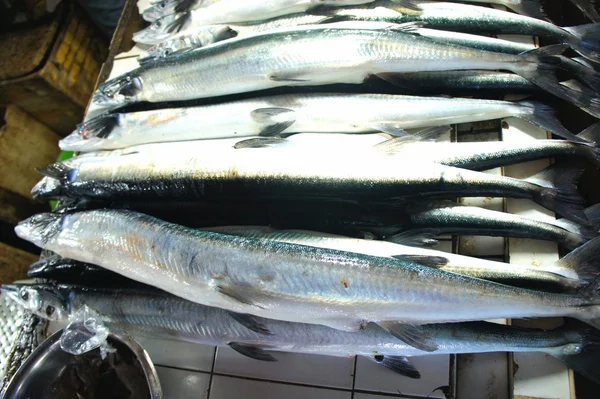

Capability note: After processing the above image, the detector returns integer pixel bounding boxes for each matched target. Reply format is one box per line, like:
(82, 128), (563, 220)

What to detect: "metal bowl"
(2, 328), (162, 399)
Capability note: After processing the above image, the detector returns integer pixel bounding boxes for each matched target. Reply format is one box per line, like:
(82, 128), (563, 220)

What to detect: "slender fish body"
(94, 25), (577, 114)
(62, 93), (583, 151)
(33, 141), (588, 223)
(14, 210), (600, 335)
(5, 283), (600, 383)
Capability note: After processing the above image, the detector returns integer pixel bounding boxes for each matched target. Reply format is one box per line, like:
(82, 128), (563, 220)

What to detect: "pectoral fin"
(378, 322), (439, 352)
(227, 311), (273, 335)
(250, 108), (296, 137)
(229, 342), (277, 362)
(370, 355), (421, 378)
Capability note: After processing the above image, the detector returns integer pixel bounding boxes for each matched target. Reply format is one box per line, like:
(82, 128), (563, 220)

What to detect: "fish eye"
(155, 21), (162, 28)
(20, 291), (29, 301)
(45, 305), (56, 317)
(374, 355), (384, 362)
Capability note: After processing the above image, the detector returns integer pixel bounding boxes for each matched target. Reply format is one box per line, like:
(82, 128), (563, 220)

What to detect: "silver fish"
(442, 0), (548, 20)
(94, 24), (581, 115)
(33, 143), (588, 223)
(14, 210), (600, 348)
(61, 93), (585, 152)
(5, 283), (600, 384)
(204, 225), (600, 291)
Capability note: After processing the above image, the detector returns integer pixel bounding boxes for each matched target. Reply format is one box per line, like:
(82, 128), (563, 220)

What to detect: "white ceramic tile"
(156, 366), (210, 399)
(135, 336), (216, 372)
(354, 355), (449, 398)
(459, 196), (504, 212)
(353, 394), (412, 399)
(456, 353), (510, 399)
(214, 347), (354, 389)
(512, 353), (572, 399)
(209, 375), (351, 399)
(458, 236), (505, 257)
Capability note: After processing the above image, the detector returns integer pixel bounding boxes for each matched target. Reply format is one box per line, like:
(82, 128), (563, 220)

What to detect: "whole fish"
(93, 24), (582, 116)
(14, 210), (600, 346)
(328, 1), (600, 60)
(62, 93), (585, 152)
(136, 19), (533, 58)
(205, 225), (600, 291)
(138, 0), (405, 35)
(5, 283), (600, 384)
(33, 144), (587, 223)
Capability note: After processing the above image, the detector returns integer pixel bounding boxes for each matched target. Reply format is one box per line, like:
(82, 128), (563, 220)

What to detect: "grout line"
(350, 355), (358, 398)
(155, 363), (442, 398)
(205, 347), (218, 399)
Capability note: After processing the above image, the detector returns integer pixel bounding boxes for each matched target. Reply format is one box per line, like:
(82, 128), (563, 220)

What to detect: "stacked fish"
(5, 0), (600, 386)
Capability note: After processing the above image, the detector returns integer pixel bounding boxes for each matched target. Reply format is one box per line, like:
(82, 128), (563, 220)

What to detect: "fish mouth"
(1, 284), (20, 301)
(15, 213), (66, 248)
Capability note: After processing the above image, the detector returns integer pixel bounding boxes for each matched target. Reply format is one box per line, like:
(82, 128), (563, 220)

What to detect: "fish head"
(59, 113), (124, 152)
(93, 74), (143, 107)
(142, 0), (179, 22)
(1, 284), (69, 321)
(132, 13), (183, 45)
(27, 254), (72, 278)
(31, 176), (63, 199)
(15, 213), (69, 248)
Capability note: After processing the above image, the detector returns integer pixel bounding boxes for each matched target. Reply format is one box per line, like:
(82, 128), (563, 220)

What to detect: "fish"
(326, 1), (600, 60)
(33, 141), (589, 223)
(205, 225), (600, 292)
(567, 0), (600, 22)
(5, 283), (600, 384)
(93, 24), (588, 118)
(445, 1), (549, 20)
(62, 93), (586, 152)
(14, 210), (600, 346)
(137, 0), (407, 38)
(369, 122), (600, 171)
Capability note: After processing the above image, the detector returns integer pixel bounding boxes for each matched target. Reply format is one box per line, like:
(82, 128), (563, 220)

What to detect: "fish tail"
(525, 162), (587, 224)
(564, 23), (600, 60)
(517, 100), (585, 142)
(577, 121), (600, 167)
(510, 0), (549, 21)
(549, 322), (600, 384)
(515, 45), (600, 118)
(554, 236), (600, 284)
(568, 0), (600, 23)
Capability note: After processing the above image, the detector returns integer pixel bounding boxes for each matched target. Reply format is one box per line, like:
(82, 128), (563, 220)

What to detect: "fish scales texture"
(14, 210), (600, 330)
(96, 27), (534, 106)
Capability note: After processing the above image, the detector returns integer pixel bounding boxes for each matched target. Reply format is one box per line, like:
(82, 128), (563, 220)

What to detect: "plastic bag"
(60, 305), (116, 359)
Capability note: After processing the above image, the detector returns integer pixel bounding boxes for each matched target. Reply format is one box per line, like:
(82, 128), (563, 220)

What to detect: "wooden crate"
(0, 1), (108, 135)
(0, 242), (37, 284)
(0, 105), (58, 225)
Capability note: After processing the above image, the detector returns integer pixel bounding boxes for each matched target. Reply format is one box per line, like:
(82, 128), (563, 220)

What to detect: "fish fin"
(577, 121), (600, 146)
(250, 108), (296, 137)
(561, 56), (600, 90)
(511, 0), (550, 21)
(77, 112), (121, 140)
(385, 229), (442, 247)
(370, 355), (421, 379)
(517, 100), (587, 143)
(166, 11), (191, 34)
(516, 46), (600, 119)
(568, 0), (600, 22)
(228, 343), (277, 362)
(375, 72), (417, 89)
(584, 203), (600, 227)
(377, 322), (438, 352)
(564, 23), (600, 60)
(390, 255), (449, 269)
(388, 0), (423, 14)
(174, 0), (198, 13)
(555, 236), (600, 285)
(217, 284), (265, 309)
(525, 162), (587, 224)
(551, 323), (600, 384)
(226, 311), (273, 335)
(373, 126), (450, 153)
(385, 21), (426, 33)
(269, 73), (311, 82)
(373, 136), (419, 153)
(359, 231), (378, 240)
(234, 137), (288, 149)
(35, 163), (71, 180)
(367, 122), (409, 137)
